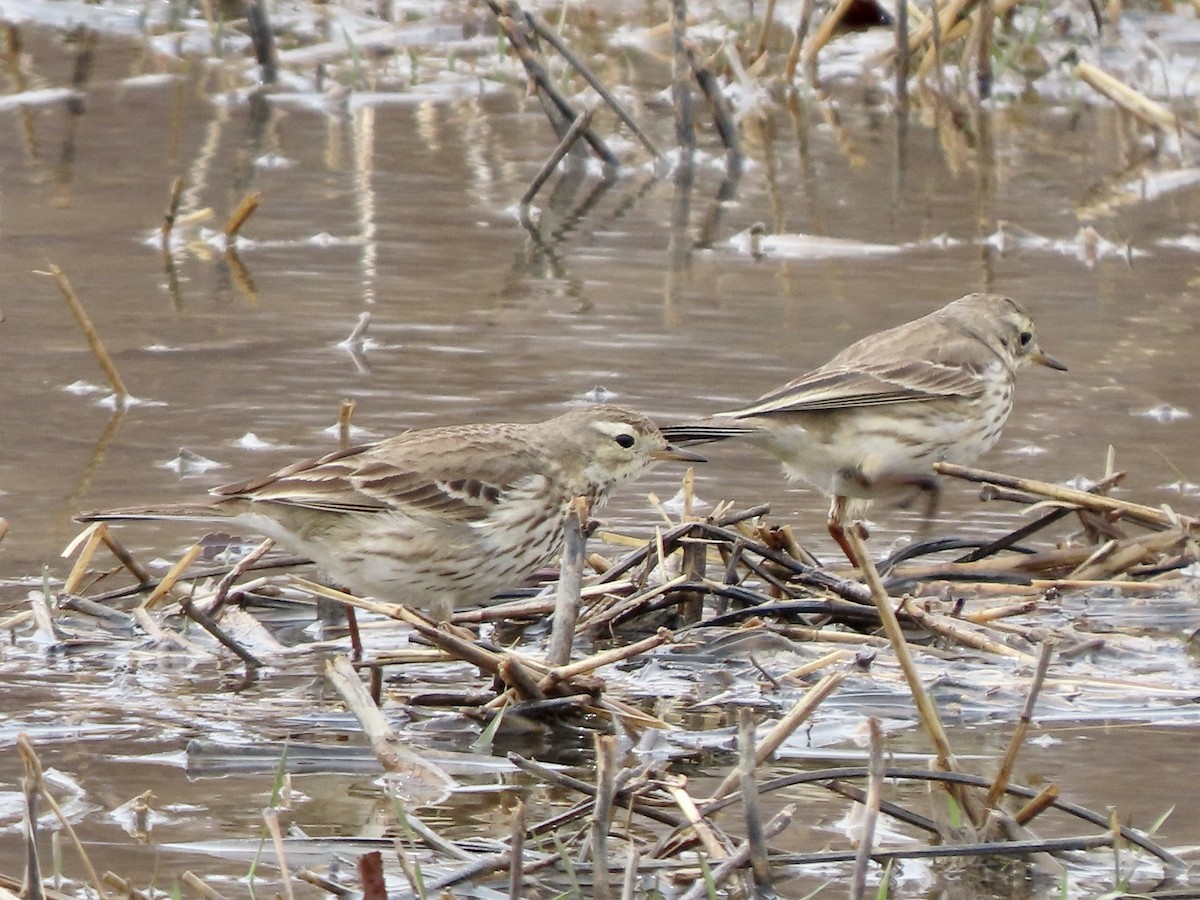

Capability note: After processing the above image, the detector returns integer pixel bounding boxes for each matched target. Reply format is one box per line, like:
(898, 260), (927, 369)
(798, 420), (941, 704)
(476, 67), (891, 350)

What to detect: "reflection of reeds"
(160, 175), (185, 246)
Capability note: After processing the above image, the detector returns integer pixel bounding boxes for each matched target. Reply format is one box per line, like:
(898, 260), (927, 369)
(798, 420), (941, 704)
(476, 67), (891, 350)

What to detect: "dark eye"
(1019, 331), (1033, 346)
(614, 433), (636, 449)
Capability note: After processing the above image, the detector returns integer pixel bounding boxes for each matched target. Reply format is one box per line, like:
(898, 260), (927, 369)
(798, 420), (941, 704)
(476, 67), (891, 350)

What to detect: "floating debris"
(160, 449), (225, 476)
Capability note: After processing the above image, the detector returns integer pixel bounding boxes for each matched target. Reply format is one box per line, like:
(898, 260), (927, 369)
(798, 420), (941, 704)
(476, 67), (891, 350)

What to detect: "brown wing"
(211, 425), (544, 521)
(727, 316), (994, 417)
(731, 359), (985, 416)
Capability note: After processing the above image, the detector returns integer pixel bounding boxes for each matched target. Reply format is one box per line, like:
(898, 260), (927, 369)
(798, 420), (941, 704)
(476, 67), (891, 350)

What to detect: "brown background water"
(2, 11), (1200, 894)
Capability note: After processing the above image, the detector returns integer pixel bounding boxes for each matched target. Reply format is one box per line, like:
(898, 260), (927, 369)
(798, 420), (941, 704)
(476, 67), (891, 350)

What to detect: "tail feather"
(658, 423), (761, 445)
(76, 503), (231, 524)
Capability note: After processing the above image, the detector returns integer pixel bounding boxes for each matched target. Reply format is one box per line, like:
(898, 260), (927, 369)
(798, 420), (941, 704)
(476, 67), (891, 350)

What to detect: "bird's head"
(950, 293), (1067, 373)
(558, 405), (704, 501)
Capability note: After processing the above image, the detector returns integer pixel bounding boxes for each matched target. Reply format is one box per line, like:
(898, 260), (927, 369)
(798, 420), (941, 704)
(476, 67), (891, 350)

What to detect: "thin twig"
(18, 735), (109, 900)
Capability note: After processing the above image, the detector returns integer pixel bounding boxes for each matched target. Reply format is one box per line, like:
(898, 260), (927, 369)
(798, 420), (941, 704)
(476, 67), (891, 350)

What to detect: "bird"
(660, 292), (1066, 566)
(79, 405), (704, 620)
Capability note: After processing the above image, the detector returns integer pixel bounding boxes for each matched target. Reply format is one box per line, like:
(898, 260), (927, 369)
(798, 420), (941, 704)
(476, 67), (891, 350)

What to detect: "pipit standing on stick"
(661, 292), (1066, 566)
(79, 405), (702, 621)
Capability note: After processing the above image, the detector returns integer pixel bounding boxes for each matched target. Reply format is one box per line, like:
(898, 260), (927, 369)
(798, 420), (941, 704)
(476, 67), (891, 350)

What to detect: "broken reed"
(45, 263), (129, 400)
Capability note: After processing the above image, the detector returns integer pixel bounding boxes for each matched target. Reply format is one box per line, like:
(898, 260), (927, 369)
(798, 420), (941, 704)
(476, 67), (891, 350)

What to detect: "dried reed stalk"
(676, 804), (796, 900)
(519, 11), (663, 160)
(849, 717), (885, 900)
(223, 191), (260, 241)
(508, 799), (525, 899)
(591, 734), (616, 899)
(737, 709), (772, 890)
(142, 544), (202, 609)
(784, 0), (816, 79)
(1013, 783), (1059, 825)
(752, 0), (778, 62)
(846, 527), (984, 827)
(61, 523), (106, 596)
(180, 871), (228, 900)
(1076, 61), (1192, 135)
(935, 462), (1198, 532)
(491, 4), (618, 166)
(46, 263), (129, 399)
(18, 735), (108, 900)
(898, 601), (1037, 661)
(664, 775), (727, 858)
(710, 671), (844, 799)
(986, 641), (1053, 808)
(802, 0), (856, 64)
(261, 808), (296, 900)
(325, 655), (455, 797)
(337, 399), (356, 450)
(669, 0), (694, 154)
(521, 107), (598, 209)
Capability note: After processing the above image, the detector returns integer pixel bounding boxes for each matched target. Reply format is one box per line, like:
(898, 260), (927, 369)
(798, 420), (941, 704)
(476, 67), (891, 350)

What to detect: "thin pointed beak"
(652, 444), (707, 463)
(1032, 348), (1068, 371)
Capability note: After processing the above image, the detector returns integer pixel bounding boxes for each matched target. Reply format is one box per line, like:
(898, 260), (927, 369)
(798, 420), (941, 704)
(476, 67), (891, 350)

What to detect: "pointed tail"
(75, 503), (232, 524)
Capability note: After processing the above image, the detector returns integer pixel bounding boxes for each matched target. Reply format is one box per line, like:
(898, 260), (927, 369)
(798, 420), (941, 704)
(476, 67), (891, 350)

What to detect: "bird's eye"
(614, 433), (636, 449)
(1019, 331), (1033, 346)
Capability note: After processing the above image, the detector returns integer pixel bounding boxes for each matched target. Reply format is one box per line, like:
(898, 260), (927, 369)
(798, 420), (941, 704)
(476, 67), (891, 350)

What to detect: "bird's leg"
(429, 595), (455, 625)
(881, 473), (941, 535)
(827, 495), (863, 569)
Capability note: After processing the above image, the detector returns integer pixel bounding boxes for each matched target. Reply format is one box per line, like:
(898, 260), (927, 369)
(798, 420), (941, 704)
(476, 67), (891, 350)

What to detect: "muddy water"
(3, 11), (1200, 894)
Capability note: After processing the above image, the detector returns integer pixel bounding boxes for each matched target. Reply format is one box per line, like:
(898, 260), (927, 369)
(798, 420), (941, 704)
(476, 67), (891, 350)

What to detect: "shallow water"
(4, 3), (1200, 894)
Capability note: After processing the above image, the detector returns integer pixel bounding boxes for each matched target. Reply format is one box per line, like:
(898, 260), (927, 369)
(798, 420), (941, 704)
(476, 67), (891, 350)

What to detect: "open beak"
(652, 444), (707, 463)
(1032, 348), (1068, 372)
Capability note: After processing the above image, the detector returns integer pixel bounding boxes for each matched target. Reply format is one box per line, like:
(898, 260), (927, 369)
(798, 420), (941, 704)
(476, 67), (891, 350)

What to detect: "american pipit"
(662, 292), (1066, 565)
(80, 405), (702, 619)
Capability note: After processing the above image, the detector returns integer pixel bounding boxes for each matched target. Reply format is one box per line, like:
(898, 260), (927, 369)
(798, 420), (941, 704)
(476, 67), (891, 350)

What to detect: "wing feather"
(731, 359), (987, 417)
(210, 427), (540, 521)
